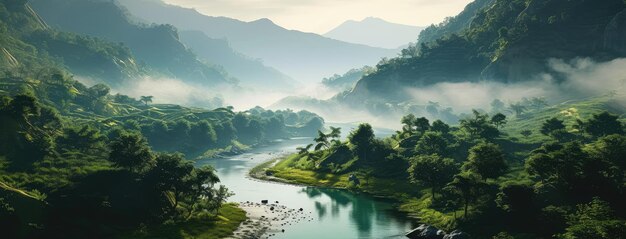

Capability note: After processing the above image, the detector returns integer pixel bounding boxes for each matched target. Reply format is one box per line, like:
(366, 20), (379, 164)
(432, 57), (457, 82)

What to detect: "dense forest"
(260, 95), (626, 238)
(2, 0), (626, 238)
(343, 0), (626, 102)
(29, 0), (234, 86)
(0, 0), (324, 237)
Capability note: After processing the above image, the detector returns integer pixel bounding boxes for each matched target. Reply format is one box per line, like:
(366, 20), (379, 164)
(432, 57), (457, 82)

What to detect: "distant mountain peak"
(324, 17), (424, 49)
(250, 18), (274, 24)
(361, 17), (386, 22)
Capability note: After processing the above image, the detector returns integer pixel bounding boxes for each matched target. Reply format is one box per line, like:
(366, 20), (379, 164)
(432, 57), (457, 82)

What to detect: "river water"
(196, 136), (417, 239)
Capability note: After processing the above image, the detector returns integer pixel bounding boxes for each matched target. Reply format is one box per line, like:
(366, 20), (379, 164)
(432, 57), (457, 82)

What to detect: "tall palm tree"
(140, 95), (153, 106)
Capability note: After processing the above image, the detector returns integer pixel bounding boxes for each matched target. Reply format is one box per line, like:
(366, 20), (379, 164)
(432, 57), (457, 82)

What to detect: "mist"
(78, 57), (625, 132)
(270, 58), (626, 131)
(111, 76), (307, 111)
(405, 57), (626, 112)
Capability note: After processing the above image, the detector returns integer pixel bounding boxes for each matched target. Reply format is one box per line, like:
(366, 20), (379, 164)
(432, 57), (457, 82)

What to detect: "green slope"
(29, 0), (233, 86)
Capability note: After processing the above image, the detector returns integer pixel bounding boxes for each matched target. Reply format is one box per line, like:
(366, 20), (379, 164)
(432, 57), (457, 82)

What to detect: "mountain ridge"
(116, 0), (398, 83)
(29, 0), (233, 86)
(324, 17), (425, 49)
(343, 0), (626, 104)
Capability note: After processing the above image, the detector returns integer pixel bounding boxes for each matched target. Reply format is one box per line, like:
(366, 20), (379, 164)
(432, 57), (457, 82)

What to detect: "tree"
(171, 120), (191, 141)
(415, 117), (430, 133)
(401, 114), (417, 133)
(140, 95), (153, 106)
(491, 113), (507, 129)
(208, 185), (234, 216)
(415, 131), (447, 156)
(431, 120), (450, 134)
(577, 112), (623, 137)
(297, 144), (314, 158)
(314, 126), (342, 150)
(328, 126), (342, 146)
(149, 153), (194, 218)
(182, 165), (222, 219)
(408, 155), (458, 200)
(0, 95), (56, 168)
(215, 121), (236, 146)
(108, 132), (154, 172)
(314, 130), (329, 151)
(296, 144), (311, 155)
(190, 121), (217, 146)
(589, 134), (626, 170)
(56, 125), (107, 155)
(348, 123), (375, 160)
(447, 172), (483, 218)
(541, 117), (566, 138)
(460, 110), (499, 140)
(525, 142), (586, 187)
(559, 198), (626, 239)
(463, 143), (507, 181)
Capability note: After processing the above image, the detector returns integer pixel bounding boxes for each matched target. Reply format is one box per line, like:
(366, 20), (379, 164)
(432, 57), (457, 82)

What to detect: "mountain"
(178, 31), (295, 90)
(116, 0), (398, 83)
(321, 66), (375, 91)
(0, 0), (142, 84)
(324, 17), (425, 49)
(416, 0), (495, 45)
(344, 0), (626, 103)
(29, 0), (232, 86)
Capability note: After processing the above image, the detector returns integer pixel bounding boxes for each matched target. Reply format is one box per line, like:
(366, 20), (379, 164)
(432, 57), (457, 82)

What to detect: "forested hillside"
(345, 0), (626, 102)
(260, 93), (626, 238)
(0, 0), (143, 84)
(29, 0), (233, 86)
(0, 1), (325, 237)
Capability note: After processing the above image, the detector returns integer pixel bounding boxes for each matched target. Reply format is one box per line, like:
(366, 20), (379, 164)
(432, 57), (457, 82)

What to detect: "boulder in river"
(261, 200), (268, 204)
(405, 224), (443, 239)
(443, 230), (470, 239)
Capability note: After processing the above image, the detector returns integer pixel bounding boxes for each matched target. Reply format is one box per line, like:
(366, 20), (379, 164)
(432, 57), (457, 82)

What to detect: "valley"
(1, 0), (625, 239)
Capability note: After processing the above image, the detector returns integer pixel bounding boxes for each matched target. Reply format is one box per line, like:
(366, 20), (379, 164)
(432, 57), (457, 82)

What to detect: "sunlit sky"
(162, 0), (474, 34)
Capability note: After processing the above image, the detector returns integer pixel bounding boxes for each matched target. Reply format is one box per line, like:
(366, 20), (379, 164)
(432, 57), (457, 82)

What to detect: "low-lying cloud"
(406, 57), (626, 113)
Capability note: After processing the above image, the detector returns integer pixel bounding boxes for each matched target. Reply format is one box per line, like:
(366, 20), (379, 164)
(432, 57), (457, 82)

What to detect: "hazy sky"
(162, 0), (473, 34)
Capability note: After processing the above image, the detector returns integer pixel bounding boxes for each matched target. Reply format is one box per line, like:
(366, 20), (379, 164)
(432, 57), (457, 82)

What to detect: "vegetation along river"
(196, 136), (417, 239)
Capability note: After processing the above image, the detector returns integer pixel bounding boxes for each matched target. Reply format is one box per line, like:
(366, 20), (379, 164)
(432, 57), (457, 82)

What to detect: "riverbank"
(249, 154), (460, 231)
(118, 203), (246, 239)
(228, 201), (316, 239)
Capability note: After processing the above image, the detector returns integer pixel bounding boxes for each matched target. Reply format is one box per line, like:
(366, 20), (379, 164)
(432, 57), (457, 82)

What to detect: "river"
(196, 136), (417, 239)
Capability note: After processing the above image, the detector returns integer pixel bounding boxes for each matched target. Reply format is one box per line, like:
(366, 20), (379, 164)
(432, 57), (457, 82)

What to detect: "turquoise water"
(196, 137), (417, 239)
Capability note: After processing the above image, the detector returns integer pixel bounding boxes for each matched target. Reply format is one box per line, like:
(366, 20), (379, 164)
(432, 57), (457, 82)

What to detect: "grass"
(501, 94), (626, 144)
(252, 153), (461, 228)
(259, 153), (547, 231)
(119, 203), (246, 239)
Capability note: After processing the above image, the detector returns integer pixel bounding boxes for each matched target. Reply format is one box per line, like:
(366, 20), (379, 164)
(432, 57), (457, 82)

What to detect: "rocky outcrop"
(406, 224), (443, 239)
(406, 224), (470, 239)
(443, 230), (470, 239)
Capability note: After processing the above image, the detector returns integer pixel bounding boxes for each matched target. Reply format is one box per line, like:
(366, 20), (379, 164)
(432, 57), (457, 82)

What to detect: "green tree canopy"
(463, 142), (507, 181)
(348, 123), (375, 160)
(415, 131), (448, 156)
(408, 154), (458, 200)
(108, 132), (154, 172)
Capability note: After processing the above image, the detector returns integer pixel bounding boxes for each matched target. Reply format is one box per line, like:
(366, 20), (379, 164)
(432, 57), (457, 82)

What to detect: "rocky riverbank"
(228, 201), (315, 239)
